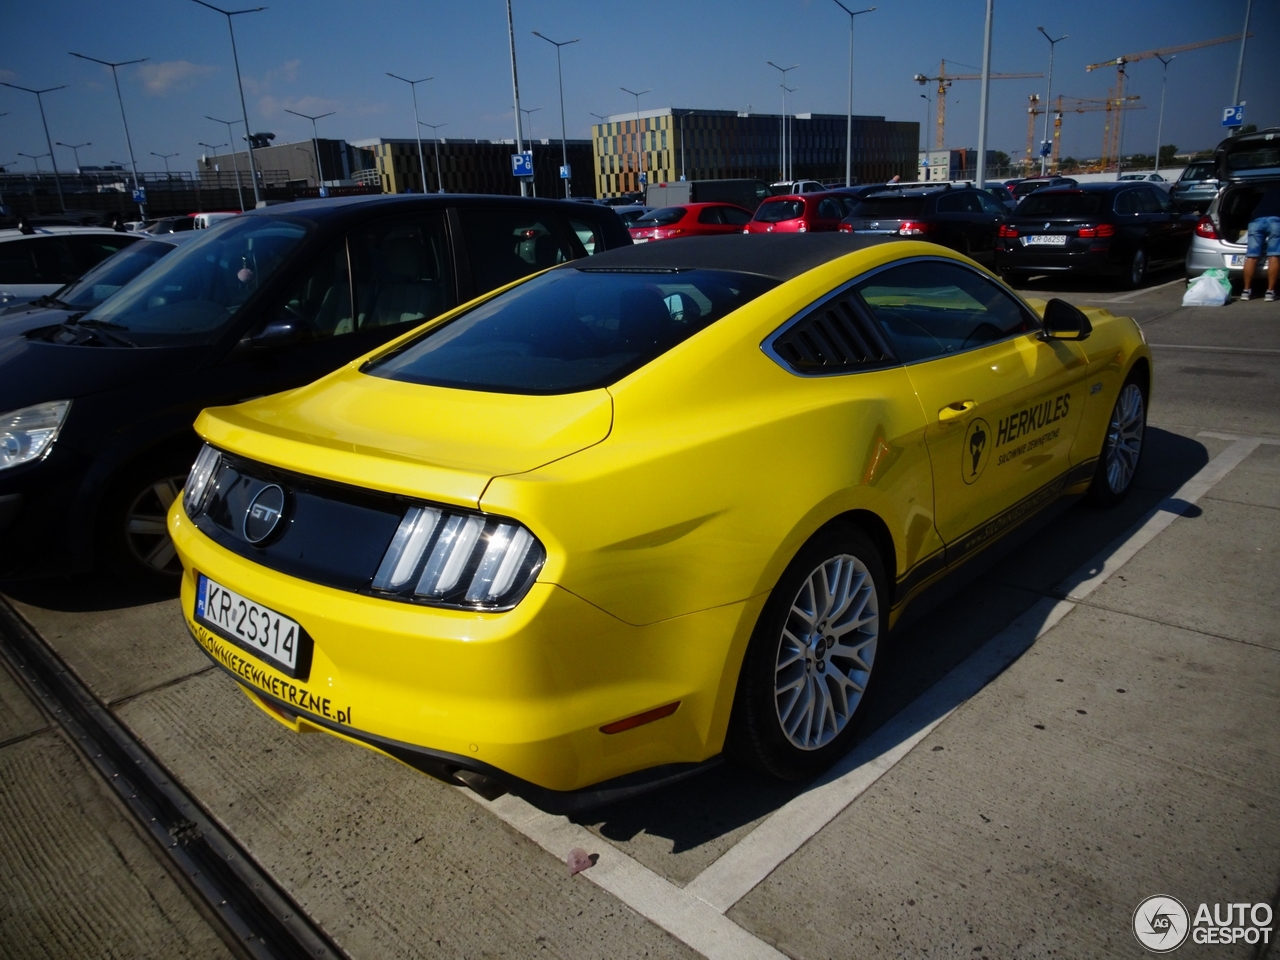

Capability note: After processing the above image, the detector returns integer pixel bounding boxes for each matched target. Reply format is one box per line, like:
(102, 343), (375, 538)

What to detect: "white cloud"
(243, 60), (301, 97)
(137, 60), (217, 94)
(0, 69), (16, 82)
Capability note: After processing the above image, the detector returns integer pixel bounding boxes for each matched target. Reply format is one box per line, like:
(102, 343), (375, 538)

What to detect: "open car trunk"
(1219, 179), (1280, 244)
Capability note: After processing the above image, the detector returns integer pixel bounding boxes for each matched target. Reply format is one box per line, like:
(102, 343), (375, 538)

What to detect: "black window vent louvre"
(773, 297), (896, 374)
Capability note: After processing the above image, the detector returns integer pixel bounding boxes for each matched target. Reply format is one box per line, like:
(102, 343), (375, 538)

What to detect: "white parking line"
(462, 436), (1263, 958)
(1104, 277), (1187, 303)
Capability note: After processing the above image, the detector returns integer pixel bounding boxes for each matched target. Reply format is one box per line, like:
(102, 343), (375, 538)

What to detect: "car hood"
(0, 304), (76, 338)
(194, 366), (615, 509)
(0, 336), (201, 412)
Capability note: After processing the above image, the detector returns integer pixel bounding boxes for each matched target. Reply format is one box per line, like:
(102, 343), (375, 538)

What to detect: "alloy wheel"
(1129, 248), (1147, 288)
(124, 476), (186, 575)
(1104, 383), (1145, 494)
(774, 554), (879, 751)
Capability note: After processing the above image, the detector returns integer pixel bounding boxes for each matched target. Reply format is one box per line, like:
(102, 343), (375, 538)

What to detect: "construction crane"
(1086, 33), (1246, 171)
(1026, 95), (1145, 174)
(914, 60), (1043, 151)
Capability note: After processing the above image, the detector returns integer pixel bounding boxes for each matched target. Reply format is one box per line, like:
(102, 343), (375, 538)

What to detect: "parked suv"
(1185, 129), (1280, 287)
(0, 225), (140, 308)
(839, 184), (1005, 265)
(0, 195), (630, 586)
(1169, 160), (1220, 213)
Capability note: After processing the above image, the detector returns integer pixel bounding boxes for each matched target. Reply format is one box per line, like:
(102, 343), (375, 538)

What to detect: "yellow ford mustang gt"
(169, 235), (1151, 811)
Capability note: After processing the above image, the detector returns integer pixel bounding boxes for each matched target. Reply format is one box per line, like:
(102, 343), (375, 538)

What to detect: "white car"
(1118, 173), (1171, 190)
(0, 225), (141, 308)
(771, 179), (827, 195)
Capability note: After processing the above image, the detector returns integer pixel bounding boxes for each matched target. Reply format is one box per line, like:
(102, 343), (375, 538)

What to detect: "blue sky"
(2, 0), (1275, 175)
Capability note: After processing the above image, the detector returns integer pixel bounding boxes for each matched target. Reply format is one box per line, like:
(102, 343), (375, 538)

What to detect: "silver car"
(1185, 129), (1280, 285)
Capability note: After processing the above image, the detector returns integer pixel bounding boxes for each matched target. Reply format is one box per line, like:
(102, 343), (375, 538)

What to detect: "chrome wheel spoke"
(124, 474), (188, 575)
(1104, 384), (1144, 494)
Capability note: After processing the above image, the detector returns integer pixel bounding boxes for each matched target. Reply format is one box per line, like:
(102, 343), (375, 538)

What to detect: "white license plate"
(195, 573), (308, 677)
(1025, 234), (1068, 246)
(632, 237), (649, 243)
(1229, 254), (1245, 266)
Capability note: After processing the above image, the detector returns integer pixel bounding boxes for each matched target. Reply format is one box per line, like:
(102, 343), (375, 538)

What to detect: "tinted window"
(84, 216), (309, 345)
(64, 234), (138, 273)
(61, 239), (174, 309)
(856, 260), (1035, 363)
(349, 213), (454, 330)
(697, 207), (724, 225)
(460, 209), (570, 293)
(1115, 191), (1140, 215)
(1136, 189), (1165, 214)
(365, 267), (778, 395)
(268, 239), (355, 339)
(976, 192), (1005, 214)
(1018, 192), (1106, 217)
(935, 192), (983, 214)
(817, 198), (844, 220)
(720, 206), (752, 226)
(568, 217), (604, 255)
(1179, 163), (1214, 182)
(754, 200), (805, 222)
(0, 240), (39, 284)
(1225, 143), (1280, 174)
(632, 207), (686, 227)
(852, 198), (926, 218)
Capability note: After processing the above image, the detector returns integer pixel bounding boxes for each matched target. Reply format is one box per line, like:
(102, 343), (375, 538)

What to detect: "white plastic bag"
(1182, 269), (1232, 307)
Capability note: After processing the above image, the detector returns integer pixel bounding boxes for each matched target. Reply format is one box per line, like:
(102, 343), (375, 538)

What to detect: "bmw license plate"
(1229, 255), (1246, 266)
(1025, 234), (1068, 246)
(195, 573), (308, 677)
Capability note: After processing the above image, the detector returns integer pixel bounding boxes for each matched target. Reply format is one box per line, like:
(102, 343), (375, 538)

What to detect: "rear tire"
(1086, 376), (1146, 507)
(97, 450), (197, 590)
(1122, 247), (1148, 290)
(729, 523), (887, 780)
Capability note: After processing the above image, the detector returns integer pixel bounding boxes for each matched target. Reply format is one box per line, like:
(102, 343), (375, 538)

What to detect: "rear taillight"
(1078, 223), (1115, 238)
(743, 228), (750, 234)
(839, 222), (852, 233)
(796, 222), (808, 232)
(1195, 216), (1219, 240)
(997, 224), (1019, 238)
(654, 227), (683, 239)
(898, 220), (931, 236)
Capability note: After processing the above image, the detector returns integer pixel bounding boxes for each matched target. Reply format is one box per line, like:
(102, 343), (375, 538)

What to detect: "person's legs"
(1243, 217), (1267, 299)
(1265, 218), (1280, 299)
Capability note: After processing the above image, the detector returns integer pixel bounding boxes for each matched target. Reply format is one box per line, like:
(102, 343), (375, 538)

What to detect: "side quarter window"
(461, 208), (572, 293)
(856, 260), (1037, 363)
(567, 217), (603, 256)
(349, 212), (455, 331)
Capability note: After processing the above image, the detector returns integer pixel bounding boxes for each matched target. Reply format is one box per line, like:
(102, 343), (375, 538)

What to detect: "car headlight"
(183, 443), (223, 518)
(0, 400), (71, 471)
(371, 504), (545, 611)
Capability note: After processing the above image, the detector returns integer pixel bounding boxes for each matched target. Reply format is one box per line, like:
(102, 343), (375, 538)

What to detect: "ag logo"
(1133, 895), (1190, 953)
(961, 417), (991, 484)
(243, 484), (286, 544)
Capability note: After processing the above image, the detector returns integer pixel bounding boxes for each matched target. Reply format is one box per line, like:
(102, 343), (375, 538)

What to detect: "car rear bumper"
(169, 502), (751, 805)
(1185, 237), (1261, 279)
(996, 245), (1119, 275)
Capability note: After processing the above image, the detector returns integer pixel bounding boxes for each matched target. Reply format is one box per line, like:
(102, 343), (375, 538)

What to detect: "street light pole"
(1153, 54), (1175, 177)
(532, 31), (579, 198)
(919, 93), (931, 174)
(151, 151), (178, 179)
(974, 0), (994, 189)
(782, 85), (799, 181)
(190, 0), (267, 206)
(386, 73), (432, 193)
(520, 107), (542, 197)
(829, 2), (874, 188)
(1, 82), (67, 212)
(18, 152), (50, 173)
(285, 108), (335, 194)
(766, 62), (798, 182)
(1231, 0), (1252, 136)
(69, 53), (147, 218)
(418, 121), (447, 193)
(504, 0), (528, 197)
(56, 141), (91, 172)
(206, 115), (246, 212)
(1036, 27), (1066, 176)
(620, 87), (650, 195)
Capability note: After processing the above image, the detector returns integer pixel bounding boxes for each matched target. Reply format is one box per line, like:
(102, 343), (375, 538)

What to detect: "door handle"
(938, 400), (976, 423)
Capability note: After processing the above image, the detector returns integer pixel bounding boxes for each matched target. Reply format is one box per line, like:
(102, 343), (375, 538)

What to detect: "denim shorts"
(1246, 216), (1280, 258)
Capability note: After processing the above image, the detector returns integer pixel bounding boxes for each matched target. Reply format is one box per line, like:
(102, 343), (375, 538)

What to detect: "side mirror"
(1041, 298), (1092, 341)
(248, 317), (302, 348)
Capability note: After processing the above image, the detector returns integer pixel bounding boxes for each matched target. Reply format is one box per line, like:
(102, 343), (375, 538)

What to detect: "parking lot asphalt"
(2, 267), (1277, 959)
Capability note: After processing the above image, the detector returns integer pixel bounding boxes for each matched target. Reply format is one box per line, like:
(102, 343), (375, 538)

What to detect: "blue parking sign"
(132, 187), (147, 204)
(511, 151), (534, 177)
(1222, 105), (1245, 128)
(559, 164), (572, 180)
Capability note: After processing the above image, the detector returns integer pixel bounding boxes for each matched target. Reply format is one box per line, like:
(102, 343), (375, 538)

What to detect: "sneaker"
(1240, 288), (1252, 301)
(1267, 290), (1277, 302)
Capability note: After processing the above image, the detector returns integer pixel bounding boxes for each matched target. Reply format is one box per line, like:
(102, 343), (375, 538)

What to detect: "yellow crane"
(1086, 33), (1246, 171)
(1026, 95), (1144, 175)
(914, 60), (1043, 151)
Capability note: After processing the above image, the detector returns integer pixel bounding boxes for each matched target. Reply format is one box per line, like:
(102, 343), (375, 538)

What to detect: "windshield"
(59, 239), (177, 310)
(365, 267), (779, 395)
(81, 217), (309, 346)
(754, 200), (805, 222)
(1017, 192), (1106, 217)
(632, 207), (686, 227)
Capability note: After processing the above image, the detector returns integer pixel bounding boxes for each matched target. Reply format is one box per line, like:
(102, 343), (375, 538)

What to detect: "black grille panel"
(771, 295), (897, 374)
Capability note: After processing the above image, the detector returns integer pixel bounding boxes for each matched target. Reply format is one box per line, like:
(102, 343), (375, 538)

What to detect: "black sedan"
(839, 184), (1006, 265)
(996, 183), (1194, 288)
(0, 194), (631, 586)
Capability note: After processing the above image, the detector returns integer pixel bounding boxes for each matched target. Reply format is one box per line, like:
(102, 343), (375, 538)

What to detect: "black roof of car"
(1033, 182), (1144, 194)
(567, 233), (891, 282)
(236, 193), (615, 228)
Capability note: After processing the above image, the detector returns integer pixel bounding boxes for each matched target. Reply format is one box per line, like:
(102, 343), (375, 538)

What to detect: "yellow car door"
(854, 258), (1089, 563)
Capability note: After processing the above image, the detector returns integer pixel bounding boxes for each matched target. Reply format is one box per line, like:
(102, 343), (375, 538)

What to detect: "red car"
(742, 192), (849, 234)
(627, 202), (754, 242)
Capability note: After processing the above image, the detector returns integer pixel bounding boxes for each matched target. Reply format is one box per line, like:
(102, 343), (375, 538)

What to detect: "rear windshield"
(364, 267), (778, 394)
(851, 198), (926, 218)
(754, 200), (805, 222)
(1017, 192), (1106, 217)
(632, 207), (686, 227)
(1179, 162), (1214, 182)
(1224, 143), (1280, 176)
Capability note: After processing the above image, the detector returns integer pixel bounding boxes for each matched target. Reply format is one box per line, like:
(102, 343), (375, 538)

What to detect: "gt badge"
(243, 484), (286, 544)
(962, 417), (992, 485)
